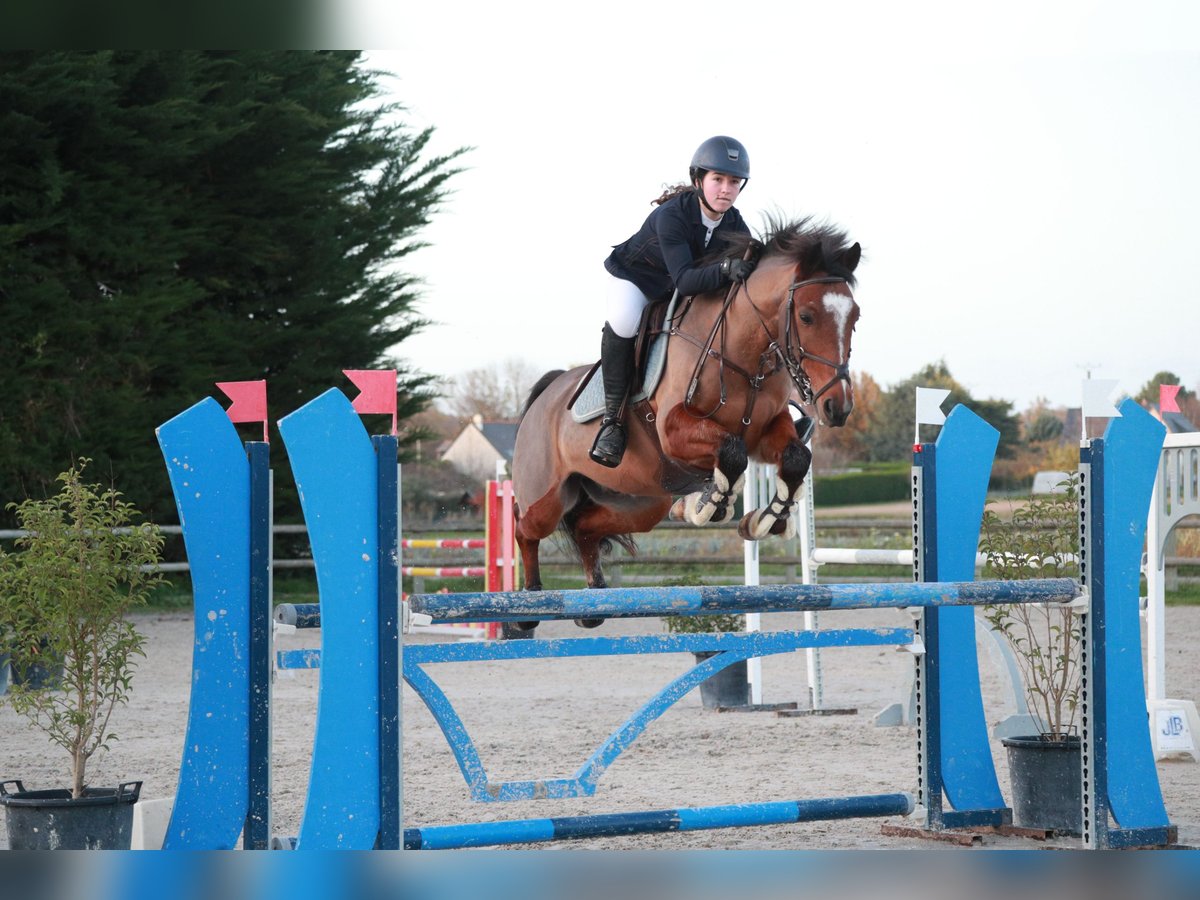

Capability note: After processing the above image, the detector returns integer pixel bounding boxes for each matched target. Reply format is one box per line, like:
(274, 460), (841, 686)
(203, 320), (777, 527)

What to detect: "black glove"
(721, 257), (757, 282)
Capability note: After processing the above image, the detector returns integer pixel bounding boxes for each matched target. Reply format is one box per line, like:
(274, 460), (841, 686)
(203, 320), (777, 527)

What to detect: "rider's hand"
(721, 257), (757, 282)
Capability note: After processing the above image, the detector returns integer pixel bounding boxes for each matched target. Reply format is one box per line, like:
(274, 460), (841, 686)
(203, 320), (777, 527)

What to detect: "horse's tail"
(521, 369), (566, 420)
(560, 504), (638, 561)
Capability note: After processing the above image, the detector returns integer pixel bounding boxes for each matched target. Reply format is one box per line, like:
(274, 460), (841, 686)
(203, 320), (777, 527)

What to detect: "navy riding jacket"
(604, 189), (750, 301)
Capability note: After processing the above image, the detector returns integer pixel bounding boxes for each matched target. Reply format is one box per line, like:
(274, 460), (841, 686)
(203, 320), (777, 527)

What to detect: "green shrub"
(661, 573), (744, 633)
(0, 460), (163, 796)
(813, 464), (910, 506)
(979, 477), (1080, 740)
(663, 612), (745, 634)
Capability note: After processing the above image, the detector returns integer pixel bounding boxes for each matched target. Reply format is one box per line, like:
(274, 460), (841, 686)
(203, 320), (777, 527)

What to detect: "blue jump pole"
(403, 793), (915, 850)
(407, 578), (1079, 623)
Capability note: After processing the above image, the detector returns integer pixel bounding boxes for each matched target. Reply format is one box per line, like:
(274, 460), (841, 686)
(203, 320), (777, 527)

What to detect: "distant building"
(1065, 403), (1195, 440)
(1062, 407), (1082, 442)
(440, 414), (519, 481)
(1151, 406), (1197, 434)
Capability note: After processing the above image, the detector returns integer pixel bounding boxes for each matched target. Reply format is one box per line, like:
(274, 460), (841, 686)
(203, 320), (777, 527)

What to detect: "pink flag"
(216, 380), (268, 442)
(1160, 384), (1181, 414)
(344, 369), (398, 435)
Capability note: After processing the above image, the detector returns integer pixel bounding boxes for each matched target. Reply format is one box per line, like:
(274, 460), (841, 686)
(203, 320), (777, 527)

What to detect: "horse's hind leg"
(507, 492), (565, 637)
(669, 432), (748, 526)
(570, 497), (671, 628)
(573, 534), (607, 629)
(515, 529), (543, 592)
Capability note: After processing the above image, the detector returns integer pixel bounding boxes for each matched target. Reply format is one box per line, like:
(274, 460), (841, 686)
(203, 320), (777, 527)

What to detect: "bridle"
(671, 273), (854, 429)
(776, 275), (854, 407)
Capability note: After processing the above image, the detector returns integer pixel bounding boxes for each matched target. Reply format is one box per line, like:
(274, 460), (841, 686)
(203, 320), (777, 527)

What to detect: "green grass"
(1167, 583), (1200, 606)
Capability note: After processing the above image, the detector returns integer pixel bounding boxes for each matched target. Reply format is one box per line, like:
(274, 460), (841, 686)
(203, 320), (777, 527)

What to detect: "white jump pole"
(742, 451), (838, 713)
(742, 461), (769, 705)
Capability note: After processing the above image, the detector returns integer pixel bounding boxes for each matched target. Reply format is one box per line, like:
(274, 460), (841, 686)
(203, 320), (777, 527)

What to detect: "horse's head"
(740, 218), (861, 427)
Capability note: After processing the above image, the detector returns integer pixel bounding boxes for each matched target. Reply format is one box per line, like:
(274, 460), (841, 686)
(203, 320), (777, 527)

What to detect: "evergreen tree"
(1026, 411), (1065, 444)
(863, 360), (1020, 462)
(0, 51), (465, 524)
(1135, 371), (1195, 409)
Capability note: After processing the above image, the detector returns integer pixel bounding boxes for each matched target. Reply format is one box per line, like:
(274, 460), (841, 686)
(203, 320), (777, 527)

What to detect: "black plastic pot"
(694, 652), (750, 709)
(10, 660), (63, 691)
(9, 640), (63, 690)
(0, 780), (142, 849)
(1001, 735), (1081, 834)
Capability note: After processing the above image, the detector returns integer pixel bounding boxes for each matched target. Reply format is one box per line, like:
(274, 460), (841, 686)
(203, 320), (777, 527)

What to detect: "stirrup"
(590, 419), (626, 468)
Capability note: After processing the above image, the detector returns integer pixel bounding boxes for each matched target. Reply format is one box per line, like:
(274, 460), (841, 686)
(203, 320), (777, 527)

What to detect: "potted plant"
(664, 611), (750, 710)
(979, 475), (1082, 834)
(0, 459), (162, 849)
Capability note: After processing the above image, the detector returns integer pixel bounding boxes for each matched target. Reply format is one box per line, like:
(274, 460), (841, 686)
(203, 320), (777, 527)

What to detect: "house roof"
(1161, 410), (1197, 434)
(480, 422), (520, 460)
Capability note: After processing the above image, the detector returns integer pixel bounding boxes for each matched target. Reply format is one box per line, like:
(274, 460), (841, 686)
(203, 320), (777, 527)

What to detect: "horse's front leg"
(660, 406), (748, 526)
(738, 411), (812, 540)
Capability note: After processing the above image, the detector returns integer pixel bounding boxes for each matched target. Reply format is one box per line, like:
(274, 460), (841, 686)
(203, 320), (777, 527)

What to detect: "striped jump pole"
(401, 539), (486, 550)
(403, 566), (486, 578)
(403, 793), (914, 850)
(400, 487), (513, 640)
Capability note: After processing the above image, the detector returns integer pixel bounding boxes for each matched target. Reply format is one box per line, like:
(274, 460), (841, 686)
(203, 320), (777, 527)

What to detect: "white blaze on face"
(822, 291), (854, 361)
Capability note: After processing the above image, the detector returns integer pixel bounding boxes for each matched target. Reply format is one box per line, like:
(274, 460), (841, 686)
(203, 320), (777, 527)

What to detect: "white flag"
(915, 387), (951, 425)
(1082, 379), (1121, 419)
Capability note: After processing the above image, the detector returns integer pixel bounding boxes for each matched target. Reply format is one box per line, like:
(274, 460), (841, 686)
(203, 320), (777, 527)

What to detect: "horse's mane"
(719, 215), (859, 287)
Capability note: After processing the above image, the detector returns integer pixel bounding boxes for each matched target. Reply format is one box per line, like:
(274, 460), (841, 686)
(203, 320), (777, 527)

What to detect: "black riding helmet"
(689, 135), (749, 215)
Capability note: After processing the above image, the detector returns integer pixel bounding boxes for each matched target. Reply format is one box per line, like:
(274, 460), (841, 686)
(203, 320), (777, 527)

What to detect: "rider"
(590, 135), (757, 468)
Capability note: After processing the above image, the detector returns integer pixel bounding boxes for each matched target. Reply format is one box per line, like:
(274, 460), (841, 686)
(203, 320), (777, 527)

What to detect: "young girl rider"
(590, 135), (757, 468)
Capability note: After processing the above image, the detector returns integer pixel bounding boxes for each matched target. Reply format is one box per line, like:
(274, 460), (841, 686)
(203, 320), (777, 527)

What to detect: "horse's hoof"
(668, 497), (688, 521)
(574, 618), (604, 629)
(500, 621), (537, 640)
(737, 514), (756, 541)
(738, 511), (772, 541)
(685, 491), (717, 526)
(710, 501), (736, 524)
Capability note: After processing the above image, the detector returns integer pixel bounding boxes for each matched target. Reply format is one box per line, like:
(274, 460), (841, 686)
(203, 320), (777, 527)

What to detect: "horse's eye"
(799, 312), (814, 326)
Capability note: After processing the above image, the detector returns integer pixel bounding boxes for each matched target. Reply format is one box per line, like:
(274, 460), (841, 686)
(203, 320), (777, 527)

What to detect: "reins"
(671, 273), (852, 431)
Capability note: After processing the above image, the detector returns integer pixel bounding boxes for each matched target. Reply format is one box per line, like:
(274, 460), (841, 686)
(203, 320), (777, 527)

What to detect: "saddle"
(569, 293), (686, 424)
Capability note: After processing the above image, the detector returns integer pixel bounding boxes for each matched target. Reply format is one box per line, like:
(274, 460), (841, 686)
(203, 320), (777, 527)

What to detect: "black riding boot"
(589, 323), (637, 468)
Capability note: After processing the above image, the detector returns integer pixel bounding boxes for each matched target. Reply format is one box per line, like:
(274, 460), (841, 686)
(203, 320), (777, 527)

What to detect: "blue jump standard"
(407, 578), (1079, 623)
(402, 793), (915, 850)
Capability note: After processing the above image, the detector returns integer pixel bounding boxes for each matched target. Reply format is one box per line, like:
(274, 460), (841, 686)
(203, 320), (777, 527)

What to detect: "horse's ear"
(802, 241), (825, 274)
(843, 242), (862, 272)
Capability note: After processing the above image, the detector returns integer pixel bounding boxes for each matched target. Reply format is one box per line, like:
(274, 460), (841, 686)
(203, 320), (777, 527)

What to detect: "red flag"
(216, 380), (268, 442)
(1160, 384), (1181, 414)
(344, 369), (398, 435)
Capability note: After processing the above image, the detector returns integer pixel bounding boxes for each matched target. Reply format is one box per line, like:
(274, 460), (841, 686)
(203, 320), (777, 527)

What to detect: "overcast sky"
(366, 1), (1199, 414)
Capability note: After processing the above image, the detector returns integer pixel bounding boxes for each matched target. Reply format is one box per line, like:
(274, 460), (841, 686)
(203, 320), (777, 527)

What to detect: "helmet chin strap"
(693, 171), (748, 216)
(694, 176), (722, 216)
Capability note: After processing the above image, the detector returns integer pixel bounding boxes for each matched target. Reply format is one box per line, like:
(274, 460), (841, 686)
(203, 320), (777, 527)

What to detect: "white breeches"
(604, 274), (651, 338)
